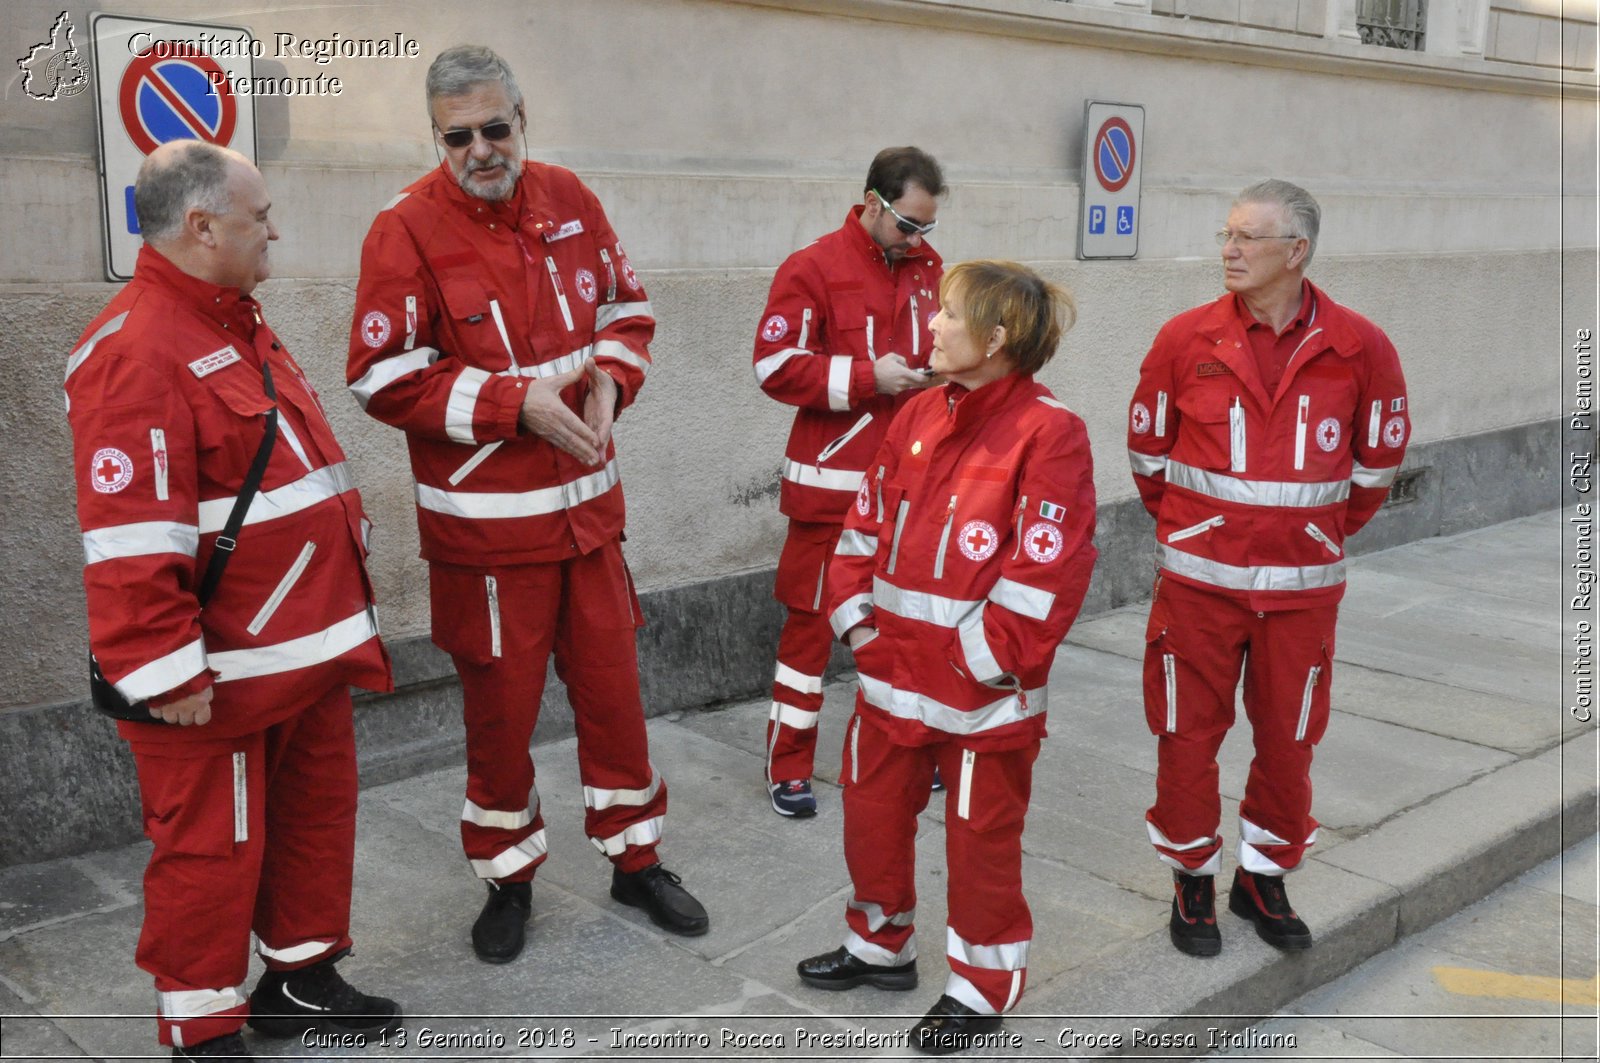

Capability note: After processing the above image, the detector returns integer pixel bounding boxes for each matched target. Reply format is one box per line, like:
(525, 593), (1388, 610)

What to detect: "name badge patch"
(1196, 361), (1231, 377)
(545, 219), (584, 242)
(189, 346), (242, 378)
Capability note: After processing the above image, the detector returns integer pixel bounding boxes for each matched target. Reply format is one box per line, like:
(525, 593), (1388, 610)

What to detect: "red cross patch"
(1023, 521), (1064, 563)
(575, 269), (598, 303)
(1383, 416), (1406, 448)
(1131, 402), (1151, 435)
(762, 314), (789, 343)
(958, 520), (999, 562)
(1316, 417), (1341, 452)
(90, 447), (133, 494)
(855, 478), (872, 516)
(622, 261), (641, 292)
(360, 310), (392, 349)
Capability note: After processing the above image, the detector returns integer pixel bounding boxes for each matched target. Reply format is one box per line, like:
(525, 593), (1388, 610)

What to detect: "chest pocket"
(936, 465), (1014, 579)
(439, 278), (509, 369)
(1175, 380), (1238, 472)
(828, 287), (869, 357)
(196, 361), (275, 489)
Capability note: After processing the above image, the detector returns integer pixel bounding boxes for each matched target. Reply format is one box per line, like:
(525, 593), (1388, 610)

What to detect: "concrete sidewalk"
(1, 509), (1592, 1061)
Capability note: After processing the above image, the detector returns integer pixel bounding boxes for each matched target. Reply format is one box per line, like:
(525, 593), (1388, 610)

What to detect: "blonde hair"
(939, 261), (1076, 376)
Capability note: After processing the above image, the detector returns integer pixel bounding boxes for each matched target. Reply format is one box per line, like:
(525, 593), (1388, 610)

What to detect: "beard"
(453, 149), (520, 202)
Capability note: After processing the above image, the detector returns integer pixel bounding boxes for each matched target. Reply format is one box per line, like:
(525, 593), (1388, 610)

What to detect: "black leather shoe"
(1229, 868), (1313, 950)
(246, 951), (401, 1039)
(472, 880), (532, 963)
(174, 1032), (252, 1059)
(610, 864), (709, 936)
(1169, 871), (1221, 957)
(796, 946), (918, 991)
(911, 994), (1002, 1055)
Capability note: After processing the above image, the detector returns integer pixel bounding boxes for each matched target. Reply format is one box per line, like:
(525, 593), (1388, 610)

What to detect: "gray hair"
(1236, 179), (1321, 268)
(134, 141), (232, 245)
(426, 45), (523, 117)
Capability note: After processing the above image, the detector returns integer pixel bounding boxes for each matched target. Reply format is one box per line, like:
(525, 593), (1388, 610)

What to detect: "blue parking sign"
(1089, 205), (1106, 234)
(1117, 206), (1135, 234)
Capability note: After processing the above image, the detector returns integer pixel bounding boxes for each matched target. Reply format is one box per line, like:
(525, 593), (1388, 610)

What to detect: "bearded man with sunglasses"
(751, 147), (946, 819)
(347, 45), (707, 965)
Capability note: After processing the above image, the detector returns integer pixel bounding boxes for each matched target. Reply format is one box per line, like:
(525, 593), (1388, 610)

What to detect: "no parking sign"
(90, 14), (257, 281)
(1078, 101), (1144, 260)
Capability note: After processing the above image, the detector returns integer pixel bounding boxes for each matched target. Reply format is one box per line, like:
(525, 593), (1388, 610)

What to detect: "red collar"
(1233, 279), (1314, 336)
(133, 245), (261, 335)
(941, 370), (1034, 428)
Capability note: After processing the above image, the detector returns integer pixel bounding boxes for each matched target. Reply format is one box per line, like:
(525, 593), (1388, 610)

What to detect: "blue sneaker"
(931, 767), (944, 792)
(770, 779), (817, 818)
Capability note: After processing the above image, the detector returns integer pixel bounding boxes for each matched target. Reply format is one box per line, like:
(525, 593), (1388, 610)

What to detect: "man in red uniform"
(67, 140), (399, 1060)
(347, 45), (706, 964)
(1127, 180), (1410, 956)
(752, 147), (945, 816)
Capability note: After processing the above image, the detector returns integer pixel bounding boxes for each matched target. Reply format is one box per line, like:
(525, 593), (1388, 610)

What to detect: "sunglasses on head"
(873, 189), (937, 237)
(436, 118), (517, 149)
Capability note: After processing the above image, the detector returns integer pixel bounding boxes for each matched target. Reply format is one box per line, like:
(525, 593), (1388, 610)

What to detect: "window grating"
(1357, 0), (1428, 50)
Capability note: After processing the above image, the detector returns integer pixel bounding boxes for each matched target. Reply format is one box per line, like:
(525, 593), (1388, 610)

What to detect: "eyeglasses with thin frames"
(435, 114), (519, 150)
(874, 189), (937, 237)
(1215, 229), (1299, 247)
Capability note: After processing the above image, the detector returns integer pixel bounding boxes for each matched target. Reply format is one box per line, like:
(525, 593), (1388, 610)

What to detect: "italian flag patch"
(1039, 500), (1066, 523)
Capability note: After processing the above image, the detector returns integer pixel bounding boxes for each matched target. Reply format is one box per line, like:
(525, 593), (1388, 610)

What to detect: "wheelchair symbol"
(1117, 206), (1135, 235)
(1088, 206), (1106, 235)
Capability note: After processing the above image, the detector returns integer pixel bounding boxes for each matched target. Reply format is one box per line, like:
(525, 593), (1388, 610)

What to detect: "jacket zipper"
(886, 500), (911, 574)
(247, 541), (316, 636)
(1304, 522), (1342, 556)
(817, 412), (874, 464)
(486, 575), (503, 658)
(1167, 515), (1225, 543)
(544, 256), (575, 332)
(1010, 495), (1028, 559)
(909, 294), (921, 360)
(1229, 397), (1246, 472)
(1163, 652), (1178, 732)
(956, 749), (975, 820)
(1294, 394), (1310, 471)
(150, 428), (169, 502)
(598, 248), (617, 302)
(874, 465), (886, 523)
(932, 494), (958, 579)
(1295, 663), (1322, 741)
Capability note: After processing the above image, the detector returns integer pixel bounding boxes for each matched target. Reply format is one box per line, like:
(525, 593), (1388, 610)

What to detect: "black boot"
(173, 1031), (252, 1059)
(1229, 868), (1313, 950)
(610, 864), (709, 936)
(910, 994), (1002, 1055)
(472, 880), (532, 963)
(796, 946), (918, 991)
(246, 951), (401, 1039)
(1169, 871), (1221, 956)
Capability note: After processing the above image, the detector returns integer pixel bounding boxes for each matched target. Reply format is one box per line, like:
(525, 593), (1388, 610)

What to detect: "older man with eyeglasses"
(346, 45), (707, 966)
(1127, 179), (1410, 958)
(750, 147), (947, 819)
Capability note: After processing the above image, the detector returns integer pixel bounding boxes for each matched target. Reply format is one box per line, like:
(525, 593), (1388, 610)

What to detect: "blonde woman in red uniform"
(797, 261), (1098, 1054)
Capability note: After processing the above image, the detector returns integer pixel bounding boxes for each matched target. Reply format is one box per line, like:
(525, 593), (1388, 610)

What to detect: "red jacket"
(347, 161), (653, 565)
(826, 374), (1098, 750)
(66, 246), (392, 742)
(1127, 283), (1409, 611)
(753, 207), (942, 524)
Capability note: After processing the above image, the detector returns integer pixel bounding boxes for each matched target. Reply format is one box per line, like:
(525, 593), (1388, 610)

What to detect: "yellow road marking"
(1433, 965), (1600, 1007)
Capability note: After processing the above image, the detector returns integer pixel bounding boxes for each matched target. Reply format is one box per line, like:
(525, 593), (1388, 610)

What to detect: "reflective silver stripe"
(115, 637), (207, 701)
(545, 257), (575, 331)
(865, 315), (875, 359)
(1037, 396), (1068, 411)
(209, 608), (379, 683)
(349, 347), (438, 409)
(956, 749), (974, 820)
(591, 814), (663, 856)
(754, 347), (808, 384)
(64, 311), (130, 385)
(448, 440), (503, 487)
(957, 610), (1006, 685)
(1368, 400), (1383, 447)
(595, 299), (653, 330)
(770, 700), (820, 730)
(381, 191), (409, 211)
(275, 416), (313, 473)
(909, 294), (920, 359)
(1239, 815), (1317, 874)
(197, 462), (355, 535)
(1305, 522), (1342, 557)
(151, 428), (169, 501)
(827, 355), (852, 411)
(835, 530), (878, 557)
(848, 899), (915, 932)
(946, 926), (1029, 971)
(462, 798), (532, 830)
(873, 575), (982, 629)
(486, 575), (501, 658)
(844, 930), (916, 967)
(944, 972), (999, 1016)
(83, 521), (199, 564)
(1296, 666), (1321, 742)
(829, 593), (874, 638)
(857, 670), (1046, 736)
(1154, 390), (1168, 437)
(1146, 820), (1217, 852)
(489, 298), (518, 368)
(1167, 515), (1224, 543)
(886, 501), (910, 574)
(774, 662), (823, 695)
(518, 345), (590, 379)
(232, 751), (247, 842)
(1129, 449), (1168, 477)
(584, 770), (662, 810)
(1167, 460), (1350, 508)
(1157, 544), (1346, 592)
(781, 459), (863, 493)
(254, 938), (338, 964)
(471, 831), (548, 878)
(818, 412), (874, 463)
(417, 459), (619, 519)
(1294, 395), (1310, 472)
(989, 577), (1054, 621)
(1229, 399), (1246, 473)
(445, 367), (490, 444)
(157, 985), (247, 1021)
(247, 541), (316, 636)
(1352, 461), (1399, 488)
(1163, 653), (1177, 732)
(594, 339), (651, 375)
(849, 715), (861, 783)
(799, 307), (812, 348)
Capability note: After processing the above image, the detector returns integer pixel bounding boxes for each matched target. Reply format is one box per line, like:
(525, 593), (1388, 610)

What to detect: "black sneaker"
(797, 946), (918, 991)
(1229, 868), (1314, 950)
(1169, 871), (1221, 957)
(930, 767), (945, 792)
(910, 994), (1002, 1055)
(472, 880), (532, 964)
(246, 952), (402, 1039)
(610, 864), (709, 936)
(770, 779), (817, 818)
(173, 1032), (252, 1059)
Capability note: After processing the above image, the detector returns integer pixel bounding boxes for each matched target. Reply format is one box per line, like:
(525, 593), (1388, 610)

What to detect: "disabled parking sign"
(1079, 102), (1144, 260)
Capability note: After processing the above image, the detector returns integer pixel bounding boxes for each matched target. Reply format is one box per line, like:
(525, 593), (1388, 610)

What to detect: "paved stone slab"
(1522, 832), (1599, 904)
(1327, 656), (1561, 755)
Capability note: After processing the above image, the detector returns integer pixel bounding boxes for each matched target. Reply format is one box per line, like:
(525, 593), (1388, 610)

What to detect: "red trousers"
(765, 520), (841, 782)
(840, 711), (1038, 1015)
(131, 685), (357, 1048)
(1142, 577), (1337, 876)
(430, 538), (665, 881)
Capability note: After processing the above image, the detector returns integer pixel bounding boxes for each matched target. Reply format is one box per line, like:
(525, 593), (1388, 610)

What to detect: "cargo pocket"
(136, 748), (248, 857)
(429, 564), (498, 664)
(1143, 598), (1181, 737)
(1295, 640), (1335, 746)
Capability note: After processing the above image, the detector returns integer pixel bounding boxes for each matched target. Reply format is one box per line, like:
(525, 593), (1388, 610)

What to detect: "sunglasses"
(436, 117), (518, 149)
(873, 189), (937, 237)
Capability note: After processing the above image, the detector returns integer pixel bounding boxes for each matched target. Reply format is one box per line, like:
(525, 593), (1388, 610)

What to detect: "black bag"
(89, 364), (279, 722)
